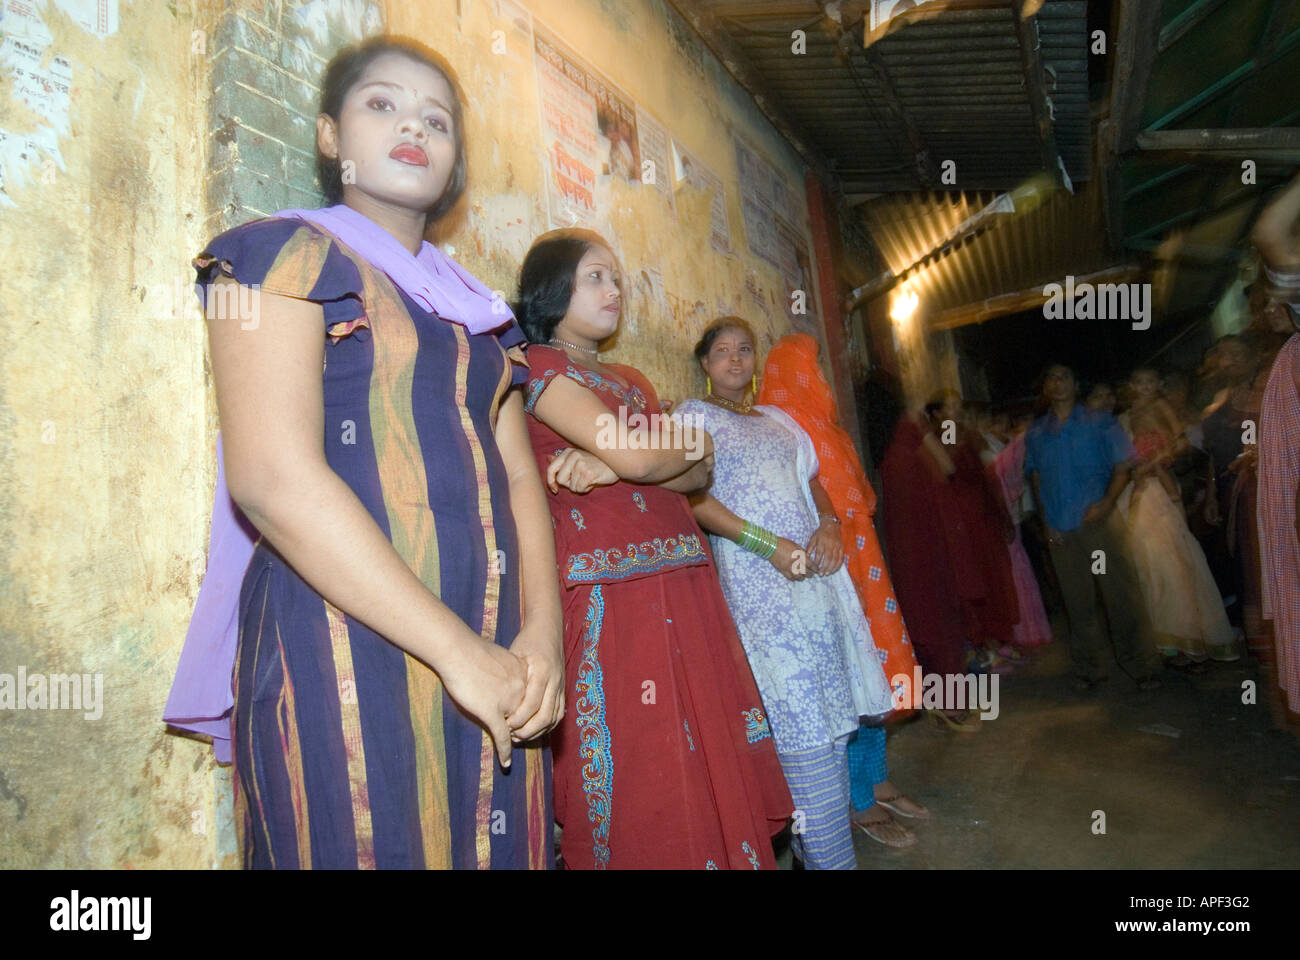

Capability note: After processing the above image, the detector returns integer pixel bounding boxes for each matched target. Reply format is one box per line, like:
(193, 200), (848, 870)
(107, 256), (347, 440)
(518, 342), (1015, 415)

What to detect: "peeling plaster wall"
(2, 0), (830, 868)
(386, 0), (823, 404)
(1, 0), (227, 867)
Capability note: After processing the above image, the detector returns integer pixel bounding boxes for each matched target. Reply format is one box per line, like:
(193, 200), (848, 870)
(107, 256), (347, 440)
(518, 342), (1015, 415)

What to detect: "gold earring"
(706, 375), (712, 395)
(751, 374), (757, 396)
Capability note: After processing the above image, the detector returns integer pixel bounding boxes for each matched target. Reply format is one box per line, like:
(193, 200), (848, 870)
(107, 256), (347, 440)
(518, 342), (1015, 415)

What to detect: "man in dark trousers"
(1025, 364), (1161, 691)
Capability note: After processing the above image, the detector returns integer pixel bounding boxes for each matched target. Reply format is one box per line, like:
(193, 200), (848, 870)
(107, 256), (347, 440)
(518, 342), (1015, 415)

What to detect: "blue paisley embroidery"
(575, 585), (612, 869)
(567, 534), (706, 583)
(705, 860), (718, 870)
(742, 840), (760, 869)
(632, 491), (647, 513)
(524, 369), (556, 413)
(561, 364), (648, 412)
(570, 508), (587, 531)
(742, 707), (772, 744)
(683, 719), (695, 751)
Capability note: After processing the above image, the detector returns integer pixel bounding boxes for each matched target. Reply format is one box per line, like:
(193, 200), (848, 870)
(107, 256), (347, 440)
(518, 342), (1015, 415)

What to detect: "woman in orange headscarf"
(758, 333), (932, 837)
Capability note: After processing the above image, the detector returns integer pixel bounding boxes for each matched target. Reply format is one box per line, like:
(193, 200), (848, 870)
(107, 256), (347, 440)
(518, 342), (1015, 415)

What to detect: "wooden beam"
(1136, 127), (1300, 160)
(1011, 0), (1062, 179)
(860, 43), (938, 186)
(927, 265), (1143, 330)
(1099, 0), (1163, 252)
(665, 0), (839, 186)
(1110, 0), (1162, 153)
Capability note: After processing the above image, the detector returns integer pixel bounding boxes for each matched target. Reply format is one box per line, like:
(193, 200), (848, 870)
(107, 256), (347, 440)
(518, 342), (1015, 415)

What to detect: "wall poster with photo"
(533, 20), (641, 230)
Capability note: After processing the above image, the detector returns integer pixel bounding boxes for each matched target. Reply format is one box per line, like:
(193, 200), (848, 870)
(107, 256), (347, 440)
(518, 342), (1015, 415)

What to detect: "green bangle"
(736, 521), (759, 553)
(737, 521), (778, 560)
(736, 521), (755, 552)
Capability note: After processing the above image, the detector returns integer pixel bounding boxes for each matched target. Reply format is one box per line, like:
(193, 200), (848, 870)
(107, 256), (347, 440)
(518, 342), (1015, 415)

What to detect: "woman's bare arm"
(496, 389), (562, 634)
(208, 277), (524, 764)
(494, 389), (564, 740)
(531, 374), (712, 483)
(1252, 171), (1300, 268)
(658, 455), (713, 493)
(688, 490), (746, 541)
(688, 490), (808, 580)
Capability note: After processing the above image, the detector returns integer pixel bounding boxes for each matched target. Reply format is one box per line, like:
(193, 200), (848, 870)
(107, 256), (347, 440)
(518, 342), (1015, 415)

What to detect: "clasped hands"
(769, 518), (844, 582)
(451, 618), (564, 771)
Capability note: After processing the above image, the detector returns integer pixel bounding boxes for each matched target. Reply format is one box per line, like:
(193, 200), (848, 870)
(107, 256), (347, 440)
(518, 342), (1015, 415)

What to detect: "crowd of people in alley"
(870, 171), (1300, 740)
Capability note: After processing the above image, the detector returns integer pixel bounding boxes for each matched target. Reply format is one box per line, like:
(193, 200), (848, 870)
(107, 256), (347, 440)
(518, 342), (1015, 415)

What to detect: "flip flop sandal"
(875, 794), (934, 820)
(852, 816), (916, 849)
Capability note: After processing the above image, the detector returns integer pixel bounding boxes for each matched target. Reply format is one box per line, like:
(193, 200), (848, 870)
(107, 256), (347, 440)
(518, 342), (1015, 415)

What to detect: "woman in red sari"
(880, 402), (980, 730)
(927, 390), (1021, 671)
(516, 229), (792, 869)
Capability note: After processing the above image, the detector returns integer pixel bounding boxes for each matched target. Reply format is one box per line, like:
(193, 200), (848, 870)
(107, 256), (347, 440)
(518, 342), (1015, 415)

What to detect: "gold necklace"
(705, 392), (753, 414)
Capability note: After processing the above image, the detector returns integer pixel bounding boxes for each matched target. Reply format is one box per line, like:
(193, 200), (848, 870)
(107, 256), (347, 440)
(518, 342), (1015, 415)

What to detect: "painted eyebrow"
(356, 80), (452, 113)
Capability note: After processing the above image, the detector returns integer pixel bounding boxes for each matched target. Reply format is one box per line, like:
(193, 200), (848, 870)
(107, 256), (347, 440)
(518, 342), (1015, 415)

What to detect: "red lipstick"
(389, 143), (428, 166)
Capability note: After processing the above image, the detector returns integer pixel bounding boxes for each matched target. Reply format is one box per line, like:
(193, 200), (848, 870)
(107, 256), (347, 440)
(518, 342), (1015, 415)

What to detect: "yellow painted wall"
(1, 0), (231, 867)
(1, 0), (828, 867)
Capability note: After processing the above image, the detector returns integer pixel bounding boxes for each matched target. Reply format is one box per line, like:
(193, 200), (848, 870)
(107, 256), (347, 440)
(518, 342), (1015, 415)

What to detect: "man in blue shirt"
(1025, 364), (1161, 690)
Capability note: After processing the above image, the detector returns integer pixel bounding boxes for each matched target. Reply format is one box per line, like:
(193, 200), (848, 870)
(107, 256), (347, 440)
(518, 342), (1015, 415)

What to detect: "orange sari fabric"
(757, 334), (919, 687)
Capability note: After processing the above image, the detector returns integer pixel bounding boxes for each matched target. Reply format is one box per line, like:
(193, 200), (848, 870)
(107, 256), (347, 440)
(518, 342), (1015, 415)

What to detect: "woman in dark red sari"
(516, 229), (792, 869)
(880, 404), (978, 730)
(926, 390), (1021, 670)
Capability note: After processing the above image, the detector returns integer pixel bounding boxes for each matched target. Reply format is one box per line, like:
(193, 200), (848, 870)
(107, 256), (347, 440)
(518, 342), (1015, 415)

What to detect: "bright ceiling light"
(890, 286), (919, 325)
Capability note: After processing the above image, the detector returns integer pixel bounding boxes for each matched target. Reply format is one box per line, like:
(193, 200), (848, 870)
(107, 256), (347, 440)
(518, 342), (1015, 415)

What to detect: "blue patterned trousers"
(846, 722), (889, 812)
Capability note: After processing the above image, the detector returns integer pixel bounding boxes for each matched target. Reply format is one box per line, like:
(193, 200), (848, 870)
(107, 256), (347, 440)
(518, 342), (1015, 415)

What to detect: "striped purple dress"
(194, 218), (552, 869)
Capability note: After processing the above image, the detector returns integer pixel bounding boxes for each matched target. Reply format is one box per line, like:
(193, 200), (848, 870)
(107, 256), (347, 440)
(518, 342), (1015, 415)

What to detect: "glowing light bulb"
(891, 287), (919, 325)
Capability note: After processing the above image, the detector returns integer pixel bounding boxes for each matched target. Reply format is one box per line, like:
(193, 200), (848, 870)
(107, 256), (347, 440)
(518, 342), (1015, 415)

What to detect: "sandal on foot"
(852, 812), (916, 848)
(874, 793), (933, 820)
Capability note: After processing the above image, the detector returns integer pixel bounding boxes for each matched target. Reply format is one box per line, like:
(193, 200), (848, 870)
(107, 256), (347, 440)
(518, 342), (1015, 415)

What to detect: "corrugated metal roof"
(673, 0), (1298, 335)
(699, 0), (1091, 192)
(858, 174), (1114, 325)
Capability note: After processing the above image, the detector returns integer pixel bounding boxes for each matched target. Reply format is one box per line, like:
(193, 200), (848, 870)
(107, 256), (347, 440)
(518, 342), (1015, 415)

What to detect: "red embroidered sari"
(523, 345), (791, 869)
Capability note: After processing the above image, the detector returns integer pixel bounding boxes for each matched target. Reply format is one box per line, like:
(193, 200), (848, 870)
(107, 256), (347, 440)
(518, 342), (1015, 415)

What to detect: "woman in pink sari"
(991, 428), (1054, 650)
